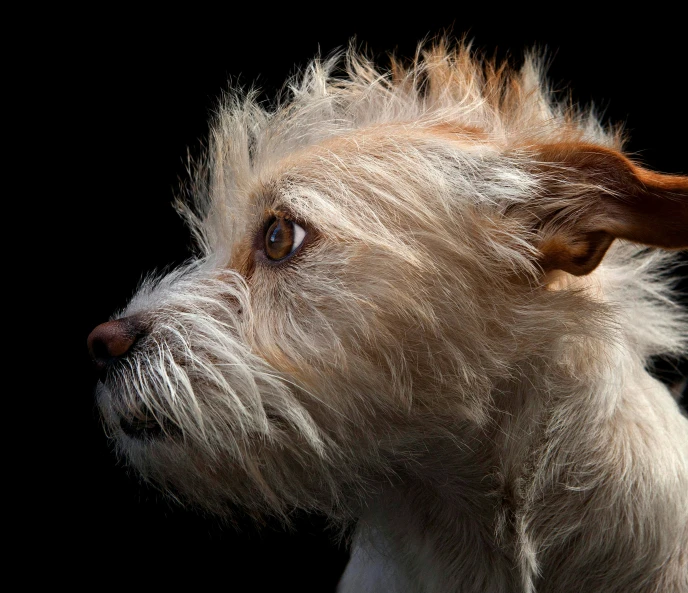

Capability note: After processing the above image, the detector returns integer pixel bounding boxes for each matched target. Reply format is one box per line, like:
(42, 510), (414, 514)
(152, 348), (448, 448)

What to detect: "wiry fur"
(95, 42), (688, 592)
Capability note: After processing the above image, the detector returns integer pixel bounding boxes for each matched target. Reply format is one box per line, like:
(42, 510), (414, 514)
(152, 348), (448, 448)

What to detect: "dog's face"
(91, 46), (688, 519)
(95, 122), (523, 516)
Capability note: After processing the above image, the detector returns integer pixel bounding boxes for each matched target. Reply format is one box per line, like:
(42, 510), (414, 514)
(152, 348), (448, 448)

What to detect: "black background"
(63, 10), (687, 590)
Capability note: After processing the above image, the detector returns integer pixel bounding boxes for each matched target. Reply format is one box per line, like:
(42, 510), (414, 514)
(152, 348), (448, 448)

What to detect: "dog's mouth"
(95, 366), (181, 441)
(119, 414), (163, 439)
(118, 410), (180, 440)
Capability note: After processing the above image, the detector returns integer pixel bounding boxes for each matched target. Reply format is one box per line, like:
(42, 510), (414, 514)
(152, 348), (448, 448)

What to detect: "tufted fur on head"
(94, 41), (688, 592)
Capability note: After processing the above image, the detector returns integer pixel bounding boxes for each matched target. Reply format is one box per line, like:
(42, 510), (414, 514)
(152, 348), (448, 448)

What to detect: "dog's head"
(90, 44), (688, 518)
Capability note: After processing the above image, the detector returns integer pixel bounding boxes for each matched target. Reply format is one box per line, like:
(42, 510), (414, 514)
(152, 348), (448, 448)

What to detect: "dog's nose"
(87, 316), (144, 373)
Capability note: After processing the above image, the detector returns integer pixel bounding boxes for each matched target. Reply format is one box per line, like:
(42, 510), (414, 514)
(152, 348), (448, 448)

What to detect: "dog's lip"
(119, 414), (167, 439)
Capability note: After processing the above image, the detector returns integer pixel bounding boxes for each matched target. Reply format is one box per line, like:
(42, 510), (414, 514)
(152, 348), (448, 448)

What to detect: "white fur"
(96, 42), (688, 592)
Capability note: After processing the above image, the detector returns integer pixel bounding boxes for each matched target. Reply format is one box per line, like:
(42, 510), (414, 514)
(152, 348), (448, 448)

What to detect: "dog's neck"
(340, 337), (688, 593)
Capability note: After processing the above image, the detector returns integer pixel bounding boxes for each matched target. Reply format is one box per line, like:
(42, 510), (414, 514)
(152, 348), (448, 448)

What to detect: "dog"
(88, 41), (688, 592)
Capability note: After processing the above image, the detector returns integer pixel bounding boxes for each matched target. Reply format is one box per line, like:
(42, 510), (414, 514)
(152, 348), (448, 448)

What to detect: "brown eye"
(264, 217), (306, 261)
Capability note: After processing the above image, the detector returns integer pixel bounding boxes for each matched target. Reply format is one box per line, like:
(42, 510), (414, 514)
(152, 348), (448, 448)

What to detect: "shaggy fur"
(93, 42), (688, 592)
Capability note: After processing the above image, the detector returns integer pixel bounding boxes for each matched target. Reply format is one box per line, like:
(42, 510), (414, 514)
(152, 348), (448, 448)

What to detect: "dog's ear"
(532, 143), (687, 276)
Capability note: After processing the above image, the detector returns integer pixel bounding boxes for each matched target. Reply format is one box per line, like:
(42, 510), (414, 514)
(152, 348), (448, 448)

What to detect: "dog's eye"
(264, 217), (306, 261)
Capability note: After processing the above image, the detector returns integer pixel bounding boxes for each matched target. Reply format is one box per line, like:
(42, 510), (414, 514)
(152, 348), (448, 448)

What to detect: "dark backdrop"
(67, 11), (686, 591)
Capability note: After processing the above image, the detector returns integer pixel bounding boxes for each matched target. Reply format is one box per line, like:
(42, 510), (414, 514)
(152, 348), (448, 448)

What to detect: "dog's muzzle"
(89, 315), (166, 439)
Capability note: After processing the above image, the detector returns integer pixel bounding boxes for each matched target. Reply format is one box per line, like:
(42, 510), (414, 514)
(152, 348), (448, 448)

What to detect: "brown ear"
(534, 143), (688, 276)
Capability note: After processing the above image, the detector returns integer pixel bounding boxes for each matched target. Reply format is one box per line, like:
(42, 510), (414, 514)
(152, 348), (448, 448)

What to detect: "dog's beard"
(92, 243), (528, 520)
(95, 265), (346, 518)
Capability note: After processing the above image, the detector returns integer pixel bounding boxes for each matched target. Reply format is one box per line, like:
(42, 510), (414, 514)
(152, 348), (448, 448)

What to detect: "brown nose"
(87, 316), (144, 373)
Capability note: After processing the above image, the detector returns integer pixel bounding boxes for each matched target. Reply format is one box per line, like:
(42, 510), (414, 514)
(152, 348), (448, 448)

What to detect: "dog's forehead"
(250, 121), (492, 210)
(280, 120), (487, 172)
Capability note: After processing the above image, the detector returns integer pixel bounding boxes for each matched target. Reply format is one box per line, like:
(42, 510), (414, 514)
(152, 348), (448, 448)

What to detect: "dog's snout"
(87, 316), (144, 373)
